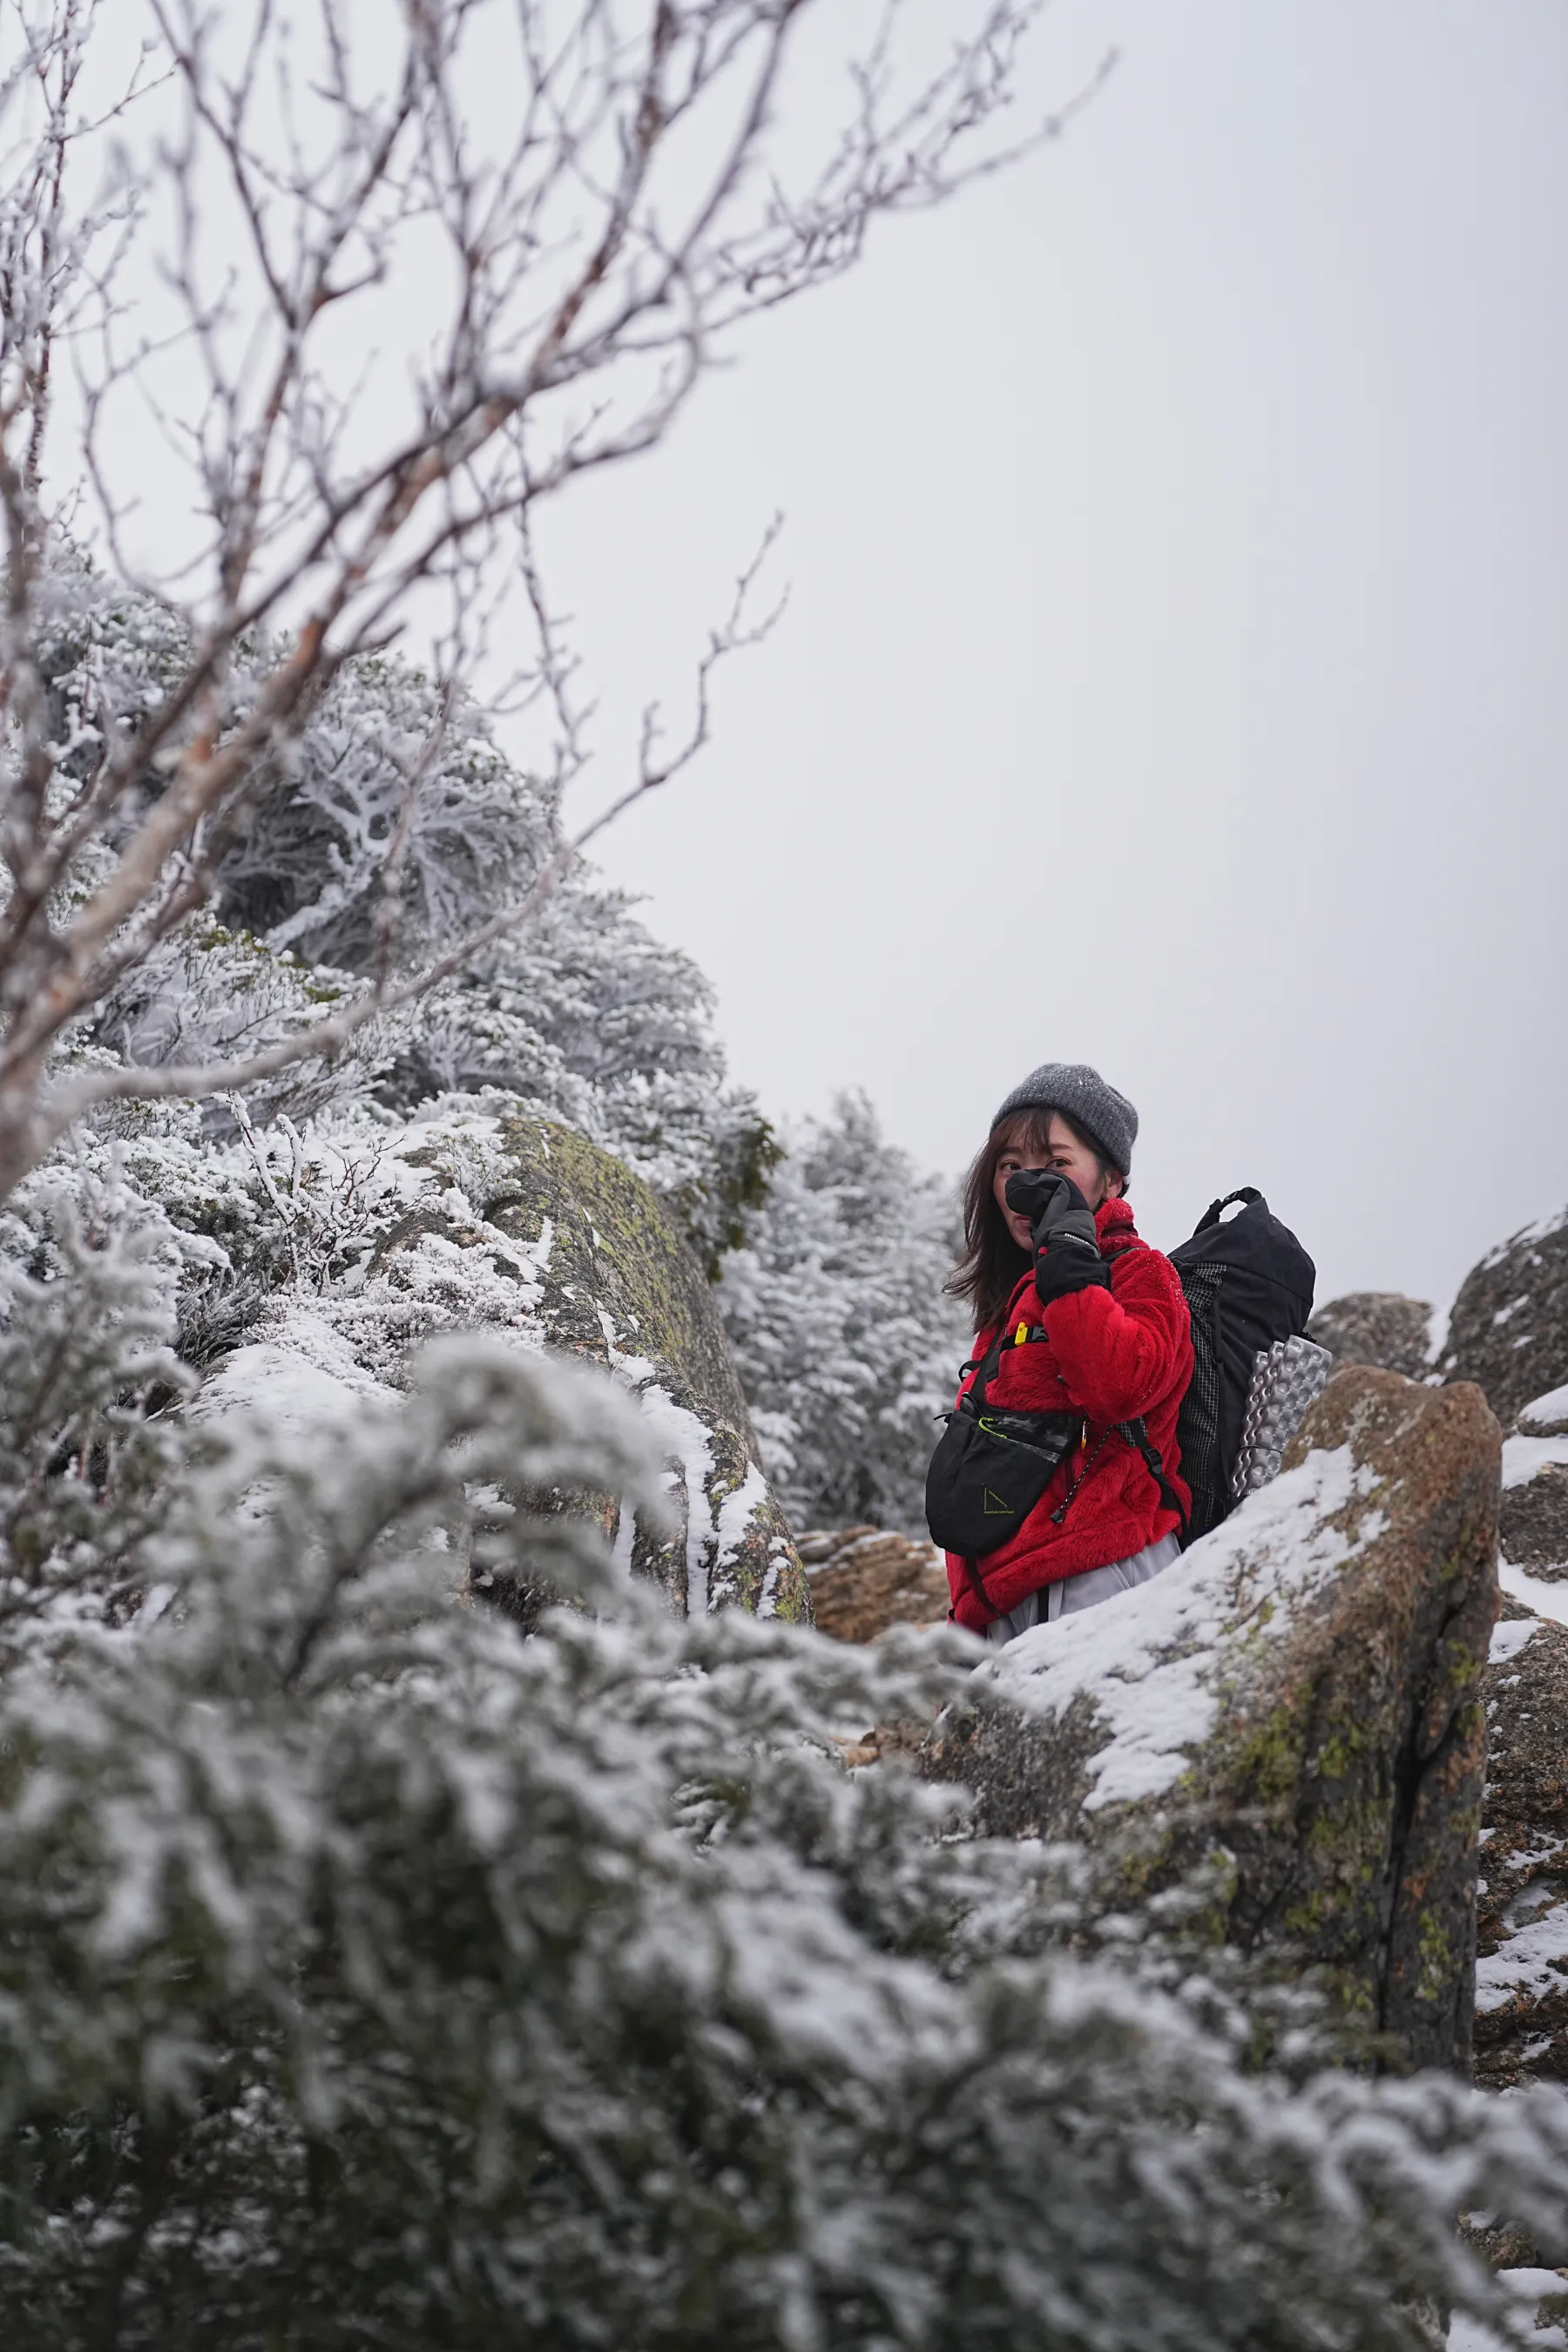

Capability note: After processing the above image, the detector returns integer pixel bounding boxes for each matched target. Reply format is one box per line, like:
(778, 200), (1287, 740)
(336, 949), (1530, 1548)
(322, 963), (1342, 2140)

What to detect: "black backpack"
(1168, 1187), (1316, 1545)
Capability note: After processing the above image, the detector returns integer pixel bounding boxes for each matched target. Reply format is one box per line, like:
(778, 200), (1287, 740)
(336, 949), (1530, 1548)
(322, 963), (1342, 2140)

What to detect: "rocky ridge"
(1308, 1290), (1435, 1380)
(1437, 1214), (1568, 1625)
(1442, 1208), (1568, 1429)
(1313, 1231), (1568, 1616)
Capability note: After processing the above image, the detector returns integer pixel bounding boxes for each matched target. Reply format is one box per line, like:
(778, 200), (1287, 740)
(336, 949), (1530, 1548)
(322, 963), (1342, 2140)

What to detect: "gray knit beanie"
(990, 1062), (1138, 1177)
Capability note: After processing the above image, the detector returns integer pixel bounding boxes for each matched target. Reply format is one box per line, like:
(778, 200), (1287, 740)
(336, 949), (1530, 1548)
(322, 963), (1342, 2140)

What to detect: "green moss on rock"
(476, 1116), (810, 1625)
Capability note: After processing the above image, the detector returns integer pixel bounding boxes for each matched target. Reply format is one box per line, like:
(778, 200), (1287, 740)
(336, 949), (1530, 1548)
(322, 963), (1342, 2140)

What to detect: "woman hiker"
(936, 1064), (1194, 1645)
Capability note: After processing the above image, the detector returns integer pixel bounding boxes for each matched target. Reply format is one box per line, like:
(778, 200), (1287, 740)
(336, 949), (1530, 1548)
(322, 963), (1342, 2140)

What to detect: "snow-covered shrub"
(720, 1092), (968, 1531)
(0, 1242), (1565, 2348)
(94, 915), (392, 1130)
(213, 635), (774, 1262)
(0, 1173), (194, 1652)
(4, 1091), (296, 1370)
(385, 883), (779, 1274)
(6, 1092), (544, 1383)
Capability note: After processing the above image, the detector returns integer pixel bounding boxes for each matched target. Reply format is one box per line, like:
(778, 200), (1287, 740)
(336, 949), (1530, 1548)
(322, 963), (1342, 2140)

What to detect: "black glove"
(1004, 1169), (1111, 1306)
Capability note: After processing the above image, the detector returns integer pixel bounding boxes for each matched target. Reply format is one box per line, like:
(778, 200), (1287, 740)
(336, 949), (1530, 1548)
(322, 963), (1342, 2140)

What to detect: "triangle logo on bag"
(983, 1489), (1015, 1517)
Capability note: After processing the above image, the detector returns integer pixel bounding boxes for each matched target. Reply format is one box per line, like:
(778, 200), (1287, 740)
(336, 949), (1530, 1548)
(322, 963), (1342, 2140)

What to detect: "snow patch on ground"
(1519, 1382), (1568, 1436)
(1454, 2310), (1566, 2352)
(1499, 1563), (1568, 1625)
(1476, 1903), (1568, 2013)
(1503, 1433), (1568, 1490)
(977, 1445), (1373, 1812)
(1490, 1616), (1546, 1665)
(1499, 2274), (1568, 2349)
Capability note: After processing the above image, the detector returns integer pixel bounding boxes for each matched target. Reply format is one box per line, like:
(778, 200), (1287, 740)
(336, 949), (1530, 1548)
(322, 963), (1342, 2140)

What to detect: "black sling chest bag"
(924, 1316), (1082, 1560)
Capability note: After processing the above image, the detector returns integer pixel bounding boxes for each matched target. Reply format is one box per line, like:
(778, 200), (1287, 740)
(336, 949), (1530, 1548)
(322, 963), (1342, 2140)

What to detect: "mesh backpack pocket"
(1231, 1335), (1333, 1499)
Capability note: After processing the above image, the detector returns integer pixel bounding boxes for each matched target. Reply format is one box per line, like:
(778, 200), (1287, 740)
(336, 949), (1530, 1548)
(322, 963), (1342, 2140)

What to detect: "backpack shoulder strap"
(966, 1316), (1051, 1404)
(1116, 1417), (1190, 1538)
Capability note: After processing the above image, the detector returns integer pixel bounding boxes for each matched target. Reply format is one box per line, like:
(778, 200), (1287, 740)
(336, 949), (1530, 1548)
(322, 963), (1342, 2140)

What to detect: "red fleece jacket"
(945, 1197), (1193, 1631)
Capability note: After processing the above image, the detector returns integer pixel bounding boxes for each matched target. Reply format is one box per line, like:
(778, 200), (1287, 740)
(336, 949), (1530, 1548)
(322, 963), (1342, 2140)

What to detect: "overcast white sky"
(544, 0), (1567, 1320)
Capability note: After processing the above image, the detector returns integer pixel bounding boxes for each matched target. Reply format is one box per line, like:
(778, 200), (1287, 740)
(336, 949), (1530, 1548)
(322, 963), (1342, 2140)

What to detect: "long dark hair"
(945, 1108), (1123, 1335)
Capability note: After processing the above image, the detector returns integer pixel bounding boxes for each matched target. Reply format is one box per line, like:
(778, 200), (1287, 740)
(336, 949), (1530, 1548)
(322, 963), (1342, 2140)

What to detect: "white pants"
(983, 1531), (1181, 1647)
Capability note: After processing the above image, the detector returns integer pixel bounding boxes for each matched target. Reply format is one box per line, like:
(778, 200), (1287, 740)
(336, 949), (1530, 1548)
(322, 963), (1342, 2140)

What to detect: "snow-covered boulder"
(193, 1103), (810, 1624)
(923, 1367), (1499, 2072)
(482, 1112), (808, 1620)
(1477, 1608), (1568, 2091)
(1500, 1444), (1568, 1585)
(1492, 1389), (1568, 1599)
(1519, 1385), (1568, 1440)
(1442, 1208), (1568, 1428)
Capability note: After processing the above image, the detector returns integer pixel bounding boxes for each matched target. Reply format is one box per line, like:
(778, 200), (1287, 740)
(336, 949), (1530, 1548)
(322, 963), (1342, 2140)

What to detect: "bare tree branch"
(0, 0), (1099, 1199)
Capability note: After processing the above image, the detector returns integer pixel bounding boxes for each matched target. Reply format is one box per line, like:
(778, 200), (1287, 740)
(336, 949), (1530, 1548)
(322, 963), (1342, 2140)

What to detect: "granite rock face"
(799, 1526), (949, 1643)
(1308, 1291), (1434, 1381)
(923, 1369), (1499, 2072)
(1443, 1211), (1568, 1429)
(1476, 1610), (1568, 2090)
(1500, 1459), (1568, 1582)
(1497, 1395), (1568, 1592)
(481, 1114), (809, 1619)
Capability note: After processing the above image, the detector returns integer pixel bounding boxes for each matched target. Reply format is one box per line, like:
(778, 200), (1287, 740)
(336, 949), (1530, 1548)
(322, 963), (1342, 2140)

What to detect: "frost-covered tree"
(212, 651), (554, 973)
(43, 552), (776, 1264)
(720, 1092), (968, 1531)
(213, 634), (779, 1262)
(0, 1229), (1566, 2349)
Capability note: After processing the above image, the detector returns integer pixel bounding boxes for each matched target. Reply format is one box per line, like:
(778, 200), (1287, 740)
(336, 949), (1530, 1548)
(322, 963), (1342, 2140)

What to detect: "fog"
(544, 0), (1568, 1320)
